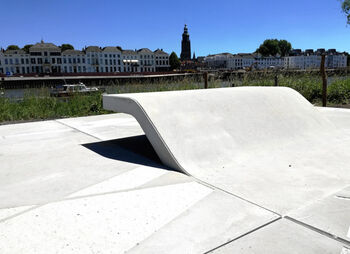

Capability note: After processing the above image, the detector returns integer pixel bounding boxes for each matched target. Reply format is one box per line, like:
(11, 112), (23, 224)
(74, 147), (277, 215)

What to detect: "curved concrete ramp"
(104, 87), (350, 214)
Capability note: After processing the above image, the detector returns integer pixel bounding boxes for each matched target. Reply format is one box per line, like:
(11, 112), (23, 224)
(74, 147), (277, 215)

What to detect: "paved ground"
(1, 110), (350, 253)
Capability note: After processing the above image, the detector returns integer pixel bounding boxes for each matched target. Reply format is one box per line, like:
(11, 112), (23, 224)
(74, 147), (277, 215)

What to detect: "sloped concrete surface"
(104, 87), (350, 214)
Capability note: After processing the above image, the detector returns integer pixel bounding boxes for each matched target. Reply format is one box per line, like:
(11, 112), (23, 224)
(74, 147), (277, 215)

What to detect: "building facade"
(180, 24), (191, 61)
(205, 53), (284, 70)
(284, 49), (347, 69)
(0, 41), (170, 75)
(205, 49), (347, 70)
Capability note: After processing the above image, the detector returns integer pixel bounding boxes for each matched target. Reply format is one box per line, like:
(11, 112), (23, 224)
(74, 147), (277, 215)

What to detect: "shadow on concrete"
(82, 135), (171, 170)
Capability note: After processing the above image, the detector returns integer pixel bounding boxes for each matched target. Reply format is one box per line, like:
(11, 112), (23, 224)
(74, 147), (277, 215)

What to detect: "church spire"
(180, 24), (191, 61)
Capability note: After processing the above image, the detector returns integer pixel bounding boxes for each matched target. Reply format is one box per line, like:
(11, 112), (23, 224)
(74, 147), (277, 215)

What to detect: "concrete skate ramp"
(104, 87), (350, 214)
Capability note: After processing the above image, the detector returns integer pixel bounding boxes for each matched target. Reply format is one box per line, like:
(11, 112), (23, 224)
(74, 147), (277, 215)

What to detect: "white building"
(205, 49), (347, 70)
(284, 49), (347, 69)
(154, 49), (170, 72)
(0, 41), (170, 75)
(205, 53), (284, 70)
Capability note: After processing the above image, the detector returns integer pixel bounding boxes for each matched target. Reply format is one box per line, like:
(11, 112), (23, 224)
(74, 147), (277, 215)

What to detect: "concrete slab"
(210, 219), (350, 253)
(103, 87), (350, 214)
(57, 113), (144, 140)
(0, 182), (212, 254)
(128, 191), (279, 254)
(0, 205), (35, 222)
(0, 114), (279, 253)
(0, 120), (143, 208)
(288, 185), (350, 243)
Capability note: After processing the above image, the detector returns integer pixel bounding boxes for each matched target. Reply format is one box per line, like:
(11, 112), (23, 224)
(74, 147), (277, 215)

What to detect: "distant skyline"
(1, 0), (349, 56)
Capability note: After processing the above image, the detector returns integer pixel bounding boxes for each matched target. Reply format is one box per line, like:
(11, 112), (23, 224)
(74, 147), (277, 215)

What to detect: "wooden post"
(274, 75), (278, 86)
(203, 72), (208, 89)
(320, 54), (327, 107)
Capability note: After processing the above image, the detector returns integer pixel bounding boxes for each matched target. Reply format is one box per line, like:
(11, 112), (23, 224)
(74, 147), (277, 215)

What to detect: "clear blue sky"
(0, 0), (349, 56)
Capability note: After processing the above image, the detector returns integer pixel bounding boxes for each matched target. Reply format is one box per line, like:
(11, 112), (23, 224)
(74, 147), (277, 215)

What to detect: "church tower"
(180, 24), (191, 61)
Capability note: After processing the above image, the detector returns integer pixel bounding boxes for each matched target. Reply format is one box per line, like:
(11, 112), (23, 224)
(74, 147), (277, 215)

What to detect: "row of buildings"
(0, 41), (170, 75)
(204, 49), (347, 70)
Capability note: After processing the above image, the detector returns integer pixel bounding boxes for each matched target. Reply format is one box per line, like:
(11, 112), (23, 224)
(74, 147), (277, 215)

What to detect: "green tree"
(278, 40), (292, 57)
(22, 44), (33, 53)
(6, 45), (20, 50)
(256, 39), (280, 56)
(341, 0), (350, 24)
(169, 52), (181, 70)
(60, 44), (74, 51)
(256, 39), (292, 56)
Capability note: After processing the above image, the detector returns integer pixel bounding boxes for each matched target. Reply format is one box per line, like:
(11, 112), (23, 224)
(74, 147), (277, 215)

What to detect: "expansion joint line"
(55, 120), (102, 141)
(285, 216), (350, 247)
(192, 176), (281, 217)
(204, 217), (282, 253)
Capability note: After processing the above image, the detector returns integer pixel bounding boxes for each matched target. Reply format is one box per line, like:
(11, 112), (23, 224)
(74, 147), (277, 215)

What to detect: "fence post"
(274, 75), (278, 86)
(320, 54), (327, 107)
(203, 72), (208, 89)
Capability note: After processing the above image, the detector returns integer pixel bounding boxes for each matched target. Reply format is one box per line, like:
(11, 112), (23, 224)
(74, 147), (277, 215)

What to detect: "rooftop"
(62, 49), (84, 55)
(102, 47), (122, 53)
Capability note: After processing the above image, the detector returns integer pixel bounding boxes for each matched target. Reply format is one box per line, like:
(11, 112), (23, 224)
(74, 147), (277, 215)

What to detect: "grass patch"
(0, 92), (110, 123)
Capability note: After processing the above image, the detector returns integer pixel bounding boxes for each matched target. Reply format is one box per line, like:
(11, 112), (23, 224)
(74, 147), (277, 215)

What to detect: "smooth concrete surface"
(104, 87), (350, 214)
(287, 185), (350, 243)
(211, 219), (349, 254)
(2, 87), (350, 253)
(0, 114), (279, 253)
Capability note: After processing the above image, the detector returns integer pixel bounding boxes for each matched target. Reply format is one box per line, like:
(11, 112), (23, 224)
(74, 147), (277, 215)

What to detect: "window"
(26, 59), (29, 64)
(73, 58), (76, 64)
(105, 54), (107, 57)
(105, 59), (108, 65)
(31, 58), (36, 64)
(44, 52), (48, 56)
(52, 58), (56, 64)
(38, 58), (42, 64)
(5, 59), (8, 64)
(10, 59), (13, 64)
(68, 58), (72, 64)
(30, 52), (41, 56)
(82, 58), (85, 63)
(57, 58), (62, 64)
(63, 58), (67, 64)
(77, 58), (80, 63)
(21, 59), (24, 64)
